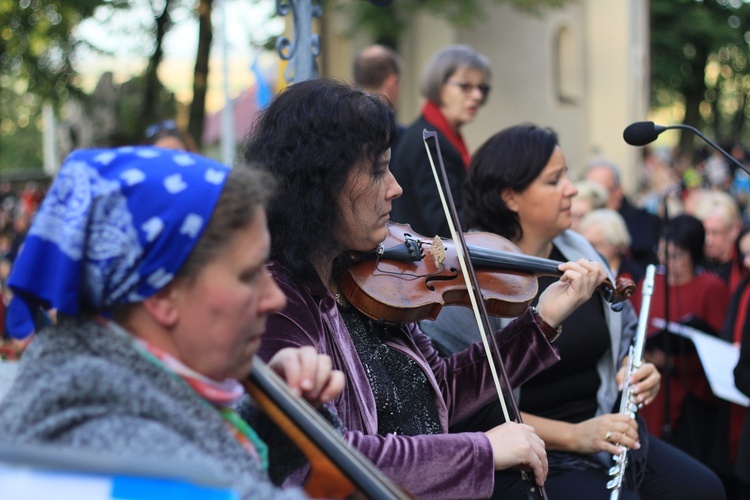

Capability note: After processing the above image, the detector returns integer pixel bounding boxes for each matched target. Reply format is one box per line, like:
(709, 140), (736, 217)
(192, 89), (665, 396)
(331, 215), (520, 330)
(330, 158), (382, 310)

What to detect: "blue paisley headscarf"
(6, 146), (230, 339)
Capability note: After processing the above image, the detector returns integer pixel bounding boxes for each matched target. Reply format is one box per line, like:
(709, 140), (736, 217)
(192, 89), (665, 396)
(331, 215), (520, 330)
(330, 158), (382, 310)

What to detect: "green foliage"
(0, 87), (43, 169)
(0, 0), (127, 169)
(650, 0), (750, 146)
(0, 0), (124, 105)
(333, 0), (567, 47)
(118, 74), (178, 145)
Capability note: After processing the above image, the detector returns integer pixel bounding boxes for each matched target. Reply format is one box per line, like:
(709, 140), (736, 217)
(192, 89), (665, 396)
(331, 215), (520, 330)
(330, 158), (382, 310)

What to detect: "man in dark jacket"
(585, 158), (661, 271)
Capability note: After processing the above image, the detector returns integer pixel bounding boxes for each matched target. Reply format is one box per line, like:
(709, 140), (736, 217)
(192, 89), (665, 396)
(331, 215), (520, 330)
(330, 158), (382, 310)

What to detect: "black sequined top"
(339, 305), (443, 436)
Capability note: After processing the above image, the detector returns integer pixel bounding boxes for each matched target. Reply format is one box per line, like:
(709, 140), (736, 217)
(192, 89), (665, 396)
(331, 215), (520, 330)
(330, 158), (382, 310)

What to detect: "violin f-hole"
(424, 267), (460, 291)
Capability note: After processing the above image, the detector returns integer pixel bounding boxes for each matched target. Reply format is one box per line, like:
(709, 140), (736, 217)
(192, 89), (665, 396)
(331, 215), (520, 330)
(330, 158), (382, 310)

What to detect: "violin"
(244, 358), (413, 499)
(339, 222), (636, 325)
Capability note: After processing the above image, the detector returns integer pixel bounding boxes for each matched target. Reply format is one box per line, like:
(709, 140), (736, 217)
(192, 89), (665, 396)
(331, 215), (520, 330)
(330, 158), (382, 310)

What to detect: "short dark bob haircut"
(242, 78), (397, 291)
(663, 214), (705, 269)
(463, 124), (559, 241)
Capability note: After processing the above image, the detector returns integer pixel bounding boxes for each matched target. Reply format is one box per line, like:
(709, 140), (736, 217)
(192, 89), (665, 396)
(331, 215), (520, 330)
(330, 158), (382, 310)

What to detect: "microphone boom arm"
(666, 124), (750, 178)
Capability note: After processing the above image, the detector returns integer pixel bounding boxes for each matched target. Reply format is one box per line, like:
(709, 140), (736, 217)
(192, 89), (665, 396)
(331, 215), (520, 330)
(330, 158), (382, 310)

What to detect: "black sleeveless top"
(520, 246), (611, 423)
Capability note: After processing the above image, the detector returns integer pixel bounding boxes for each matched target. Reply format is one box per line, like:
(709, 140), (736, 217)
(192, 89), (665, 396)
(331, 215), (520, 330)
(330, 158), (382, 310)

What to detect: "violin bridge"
(430, 236), (446, 268)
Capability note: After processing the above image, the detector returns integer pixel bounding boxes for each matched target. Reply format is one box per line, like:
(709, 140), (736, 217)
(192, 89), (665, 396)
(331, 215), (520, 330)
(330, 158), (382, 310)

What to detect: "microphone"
(623, 121), (750, 178)
(623, 121), (668, 146)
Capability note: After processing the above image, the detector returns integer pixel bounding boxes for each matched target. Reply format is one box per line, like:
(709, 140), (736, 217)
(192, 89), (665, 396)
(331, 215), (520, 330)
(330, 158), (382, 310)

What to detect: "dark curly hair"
(242, 78), (397, 291)
(463, 124), (558, 241)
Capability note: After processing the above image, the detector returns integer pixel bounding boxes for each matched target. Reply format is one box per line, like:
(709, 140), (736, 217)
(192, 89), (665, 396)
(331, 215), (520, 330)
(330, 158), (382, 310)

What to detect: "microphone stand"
(660, 190), (673, 440)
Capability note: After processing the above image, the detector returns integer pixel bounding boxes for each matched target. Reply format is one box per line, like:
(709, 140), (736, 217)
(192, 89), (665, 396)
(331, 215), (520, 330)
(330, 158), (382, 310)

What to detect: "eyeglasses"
(447, 81), (491, 96)
(145, 119), (178, 139)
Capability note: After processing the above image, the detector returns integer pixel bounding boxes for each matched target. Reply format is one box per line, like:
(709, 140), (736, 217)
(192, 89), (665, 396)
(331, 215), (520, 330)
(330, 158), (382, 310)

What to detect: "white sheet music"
(651, 318), (749, 407)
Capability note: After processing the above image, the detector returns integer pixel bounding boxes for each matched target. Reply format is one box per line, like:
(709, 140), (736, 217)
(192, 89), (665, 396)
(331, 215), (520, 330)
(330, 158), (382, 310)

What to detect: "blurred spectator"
(584, 157), (661, 269)
(705, 150), (732, 191)
(18, 181), (43, 215)
(692, 190), (745, 295)
(570, 179), (607, 232)
(0, 181), (18, 214)
(732, 168), (750, 223)
(142, 119), (197, 152)
(634, 215), (729, 478)
(733, 227), (750, 500)
(353, 44), (404, 149)
(578, 208), (643, 284)
(0, 178), (45, 359)
(7, 211), (30, 263)
(353, 44), (402, 110)
(729, 144), (750, 223)
(716, 226), (750, 498)
(391, 44), (492, 238)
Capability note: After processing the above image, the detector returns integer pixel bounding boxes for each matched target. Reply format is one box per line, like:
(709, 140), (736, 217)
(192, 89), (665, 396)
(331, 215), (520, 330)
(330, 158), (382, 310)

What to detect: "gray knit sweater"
(0, 317), (306, 499)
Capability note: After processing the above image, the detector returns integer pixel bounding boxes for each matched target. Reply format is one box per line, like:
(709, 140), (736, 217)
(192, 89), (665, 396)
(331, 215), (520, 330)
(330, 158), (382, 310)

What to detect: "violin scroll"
(597, 277), (636, 312)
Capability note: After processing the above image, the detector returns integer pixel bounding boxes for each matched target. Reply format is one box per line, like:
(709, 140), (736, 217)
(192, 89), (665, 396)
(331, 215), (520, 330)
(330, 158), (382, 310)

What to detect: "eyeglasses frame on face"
(446, 81), (492, 97)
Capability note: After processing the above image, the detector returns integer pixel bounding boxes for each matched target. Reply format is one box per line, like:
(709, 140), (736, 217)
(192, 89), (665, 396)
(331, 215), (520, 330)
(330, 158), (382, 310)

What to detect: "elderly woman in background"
(423, 124), (725, 499)
(391, 44), (491, 238)
(570, 180), (608, 232)
(578, 208), (643, 284)
(0, 148), (344, 499)
(691, 190), (745, 295)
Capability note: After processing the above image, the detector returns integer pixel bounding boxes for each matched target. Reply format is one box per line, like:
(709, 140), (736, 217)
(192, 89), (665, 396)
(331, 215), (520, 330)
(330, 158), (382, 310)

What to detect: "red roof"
(202, 84), (261, 145)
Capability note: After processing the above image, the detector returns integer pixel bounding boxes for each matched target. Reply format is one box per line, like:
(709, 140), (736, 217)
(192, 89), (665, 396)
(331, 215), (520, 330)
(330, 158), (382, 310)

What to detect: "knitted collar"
(104, 318), (269, 469)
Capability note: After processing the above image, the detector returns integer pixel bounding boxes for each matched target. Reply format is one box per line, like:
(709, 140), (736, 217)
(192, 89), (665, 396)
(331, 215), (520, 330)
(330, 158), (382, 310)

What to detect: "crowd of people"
(0, 180), (47, 359)
(1, 41), (750, 499)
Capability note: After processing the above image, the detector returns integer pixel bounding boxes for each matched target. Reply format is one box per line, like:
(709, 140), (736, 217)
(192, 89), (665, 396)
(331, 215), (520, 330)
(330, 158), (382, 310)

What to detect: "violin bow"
(422, 130), (547, 499)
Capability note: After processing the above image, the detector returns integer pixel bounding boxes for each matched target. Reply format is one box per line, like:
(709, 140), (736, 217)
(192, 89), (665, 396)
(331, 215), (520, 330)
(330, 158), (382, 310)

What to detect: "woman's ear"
(142, 284), (180, 328)
(500, 188), (519, 213)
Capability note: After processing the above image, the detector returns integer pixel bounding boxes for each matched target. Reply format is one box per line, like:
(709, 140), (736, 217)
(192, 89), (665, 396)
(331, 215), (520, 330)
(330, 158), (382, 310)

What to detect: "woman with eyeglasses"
(390, 44), (491, 238)
(631, 214), (729, 490)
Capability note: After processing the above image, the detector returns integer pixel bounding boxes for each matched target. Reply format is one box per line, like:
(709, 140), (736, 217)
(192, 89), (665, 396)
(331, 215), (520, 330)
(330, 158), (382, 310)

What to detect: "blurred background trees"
(0, 0), (112, 168)
(6, 0), (750, 171)
(651, 0), (750, 156)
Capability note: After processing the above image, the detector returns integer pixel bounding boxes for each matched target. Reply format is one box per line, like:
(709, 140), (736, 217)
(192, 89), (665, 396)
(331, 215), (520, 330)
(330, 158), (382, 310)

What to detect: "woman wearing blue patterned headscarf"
(0, 147), (344, 499)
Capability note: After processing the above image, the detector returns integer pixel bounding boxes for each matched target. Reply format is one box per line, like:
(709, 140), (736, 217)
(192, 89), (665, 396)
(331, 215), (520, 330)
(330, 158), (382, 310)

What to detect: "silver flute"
(607, 264), (656, 499)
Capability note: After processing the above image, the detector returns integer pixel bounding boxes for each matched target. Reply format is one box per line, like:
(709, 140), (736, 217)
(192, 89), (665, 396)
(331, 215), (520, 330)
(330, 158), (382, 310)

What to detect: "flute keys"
(606, 477), (622, 490)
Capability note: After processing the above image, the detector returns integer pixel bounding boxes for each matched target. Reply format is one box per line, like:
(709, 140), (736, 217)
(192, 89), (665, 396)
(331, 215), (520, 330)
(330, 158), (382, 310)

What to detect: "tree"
(0, 0), (121, 168)
(188, 0), (213, 149)
(651, 0), (750, 155)
(142, 0), (178, 129)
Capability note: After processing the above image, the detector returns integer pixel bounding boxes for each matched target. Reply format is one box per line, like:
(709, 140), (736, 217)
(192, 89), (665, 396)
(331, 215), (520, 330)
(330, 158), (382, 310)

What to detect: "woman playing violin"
(423, 124), (725, 499)
(0, 148), (344, 498)
(243, 79), (608, 498)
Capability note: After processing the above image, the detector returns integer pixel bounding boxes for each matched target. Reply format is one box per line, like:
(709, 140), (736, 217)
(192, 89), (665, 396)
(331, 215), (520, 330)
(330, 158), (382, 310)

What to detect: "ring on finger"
(605, 430), (613, 442)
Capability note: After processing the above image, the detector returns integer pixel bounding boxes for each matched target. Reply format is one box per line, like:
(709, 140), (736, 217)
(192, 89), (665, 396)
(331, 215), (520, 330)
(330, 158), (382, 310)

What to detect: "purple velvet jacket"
(258, 262), (560, 498)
